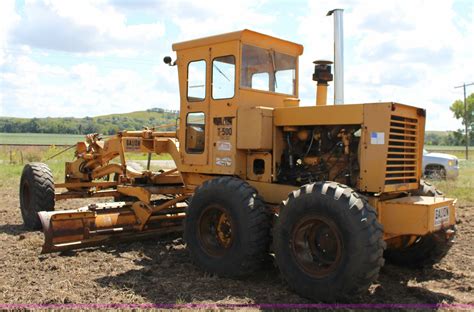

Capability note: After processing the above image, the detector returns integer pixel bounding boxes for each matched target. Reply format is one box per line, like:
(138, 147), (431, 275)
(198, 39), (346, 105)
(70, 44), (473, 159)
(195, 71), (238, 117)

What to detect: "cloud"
(0, 0), (20, 112)
(0, 0), (179, 118)
(1, 0), (472, 132)
(0, 1), (20, 46)
(10, 0), (165, 53)
(1, 55), (180, 118)
(296, 0), (473, 130)
(131, 0), (276, 40)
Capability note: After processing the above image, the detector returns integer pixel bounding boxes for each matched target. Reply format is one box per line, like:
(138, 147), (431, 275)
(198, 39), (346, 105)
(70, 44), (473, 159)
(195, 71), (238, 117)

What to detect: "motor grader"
(19, 29), (456, 301)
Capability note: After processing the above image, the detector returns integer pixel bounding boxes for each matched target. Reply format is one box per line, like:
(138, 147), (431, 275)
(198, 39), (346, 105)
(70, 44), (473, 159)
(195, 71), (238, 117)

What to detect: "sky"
(0, 0), (473, 131)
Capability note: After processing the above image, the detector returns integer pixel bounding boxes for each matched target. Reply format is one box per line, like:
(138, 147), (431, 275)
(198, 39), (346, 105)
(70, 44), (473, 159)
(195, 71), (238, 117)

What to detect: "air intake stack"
(313, 60), (333, 106)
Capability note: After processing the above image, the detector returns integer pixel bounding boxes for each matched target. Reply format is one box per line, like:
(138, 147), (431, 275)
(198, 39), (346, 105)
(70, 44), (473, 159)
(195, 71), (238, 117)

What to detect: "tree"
(450, 93), (474, 131)
(450, 92), (474, 157)
(25, 118), (40, 133)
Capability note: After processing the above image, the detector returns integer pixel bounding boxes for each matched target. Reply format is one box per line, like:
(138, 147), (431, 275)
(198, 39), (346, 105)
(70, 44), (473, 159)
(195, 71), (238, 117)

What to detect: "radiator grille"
(385, 115), (419, 185)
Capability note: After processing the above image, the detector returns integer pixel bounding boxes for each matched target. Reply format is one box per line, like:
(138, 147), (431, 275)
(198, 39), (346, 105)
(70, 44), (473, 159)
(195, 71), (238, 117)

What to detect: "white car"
(422, 149), (459, 179)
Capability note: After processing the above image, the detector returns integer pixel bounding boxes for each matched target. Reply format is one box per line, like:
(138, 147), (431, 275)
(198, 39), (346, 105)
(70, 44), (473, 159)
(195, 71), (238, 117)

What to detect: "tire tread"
(274, 181), (385, 301)
(19, 162), (55, 230)
(185, 176), (270, 277)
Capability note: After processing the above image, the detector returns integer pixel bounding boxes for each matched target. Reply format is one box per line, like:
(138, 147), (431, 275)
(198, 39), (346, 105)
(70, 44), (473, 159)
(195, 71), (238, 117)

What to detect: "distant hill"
(0, 108), (179, 135)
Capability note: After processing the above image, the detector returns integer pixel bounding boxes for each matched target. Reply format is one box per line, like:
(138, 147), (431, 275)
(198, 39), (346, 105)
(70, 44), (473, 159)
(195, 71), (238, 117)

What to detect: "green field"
(425, 145), (474, 159)
(0, 133), (85, 145)
(425, 145), (474, 151)
(430, 159), (474, 206)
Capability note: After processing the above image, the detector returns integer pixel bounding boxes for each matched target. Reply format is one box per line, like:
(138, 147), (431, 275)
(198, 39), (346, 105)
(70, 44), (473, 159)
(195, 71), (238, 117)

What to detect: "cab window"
(187, 60), (206, 102)
(186, 112), (205, 153)
(212, 55), (235, 99)
(251, 72), (269, 91)
(241, 44), (296, 95)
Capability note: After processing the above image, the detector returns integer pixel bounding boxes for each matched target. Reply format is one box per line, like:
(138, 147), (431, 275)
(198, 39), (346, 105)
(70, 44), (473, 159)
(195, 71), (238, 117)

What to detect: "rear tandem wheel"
(273, 182), (385, 301)
(184, 176), (270, 277)
(384, 180), (455, 268)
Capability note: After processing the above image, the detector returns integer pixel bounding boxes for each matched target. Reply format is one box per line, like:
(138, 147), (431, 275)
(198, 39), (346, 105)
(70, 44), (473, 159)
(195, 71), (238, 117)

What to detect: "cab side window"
(187, 60), (206, 102)
(186, 112), (205, 153)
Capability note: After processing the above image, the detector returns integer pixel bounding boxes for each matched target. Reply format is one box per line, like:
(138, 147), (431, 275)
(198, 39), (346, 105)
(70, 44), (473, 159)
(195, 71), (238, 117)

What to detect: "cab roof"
(172, 29), (304, 56)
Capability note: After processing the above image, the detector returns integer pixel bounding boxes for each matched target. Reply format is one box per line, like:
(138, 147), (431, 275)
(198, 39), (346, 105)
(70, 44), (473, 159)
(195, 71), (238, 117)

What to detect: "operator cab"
(170, 30), (303, 174)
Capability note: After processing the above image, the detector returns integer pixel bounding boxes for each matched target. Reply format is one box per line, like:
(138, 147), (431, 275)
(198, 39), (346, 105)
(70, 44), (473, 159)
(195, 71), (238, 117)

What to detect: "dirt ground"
(0, 185), (473, 309)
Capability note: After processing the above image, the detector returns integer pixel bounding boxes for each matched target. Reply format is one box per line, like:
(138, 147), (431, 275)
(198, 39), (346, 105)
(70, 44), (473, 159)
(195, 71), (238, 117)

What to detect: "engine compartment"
(277, 125), (361, 187)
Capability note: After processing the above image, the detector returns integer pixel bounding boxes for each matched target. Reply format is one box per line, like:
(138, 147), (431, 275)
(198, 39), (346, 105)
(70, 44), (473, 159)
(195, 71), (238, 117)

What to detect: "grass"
(428, 159), (474, 207)
(0, 133), (85, 145)
(425, 145), (474, 159)
(426, 145), (474, 150)
(0, 146), (75, 188)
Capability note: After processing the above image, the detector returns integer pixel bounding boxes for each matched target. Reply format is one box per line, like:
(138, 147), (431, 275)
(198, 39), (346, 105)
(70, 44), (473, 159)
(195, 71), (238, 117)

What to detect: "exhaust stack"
(327, 9), (344, 104)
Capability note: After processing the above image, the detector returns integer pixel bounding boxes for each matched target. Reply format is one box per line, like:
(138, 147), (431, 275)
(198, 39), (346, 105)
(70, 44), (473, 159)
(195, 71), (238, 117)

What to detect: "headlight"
(448, 160), (455, 166)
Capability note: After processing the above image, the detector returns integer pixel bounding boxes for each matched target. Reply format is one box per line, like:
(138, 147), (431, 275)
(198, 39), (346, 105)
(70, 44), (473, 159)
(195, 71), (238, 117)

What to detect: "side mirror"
(163, 56), (176, 66)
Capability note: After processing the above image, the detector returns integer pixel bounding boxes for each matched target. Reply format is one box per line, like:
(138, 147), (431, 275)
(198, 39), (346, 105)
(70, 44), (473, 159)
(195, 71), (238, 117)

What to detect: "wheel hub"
(217, 213), (232, 247)
(292, 216), (343, 278)
(198, 204), (234, 257)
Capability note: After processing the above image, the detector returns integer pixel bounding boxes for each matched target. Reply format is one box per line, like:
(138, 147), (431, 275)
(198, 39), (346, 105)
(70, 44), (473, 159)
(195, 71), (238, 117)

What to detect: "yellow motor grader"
(19, 28), (456, 301)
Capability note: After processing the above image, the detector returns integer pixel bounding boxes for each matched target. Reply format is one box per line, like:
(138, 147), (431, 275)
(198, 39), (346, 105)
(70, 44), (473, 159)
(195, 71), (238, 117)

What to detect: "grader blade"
(38, 202), (185, 253)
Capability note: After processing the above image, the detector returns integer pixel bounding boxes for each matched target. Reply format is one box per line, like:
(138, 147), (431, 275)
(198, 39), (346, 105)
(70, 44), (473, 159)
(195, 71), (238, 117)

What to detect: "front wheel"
(19, 163), (55, 230)
(273, 182), (385, 302)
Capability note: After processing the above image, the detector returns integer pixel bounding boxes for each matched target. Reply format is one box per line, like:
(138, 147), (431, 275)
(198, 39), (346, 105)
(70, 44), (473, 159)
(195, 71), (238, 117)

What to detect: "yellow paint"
(237, 106), (273, 150)
(378, 196), (456, 236)
(274, 104), (364, 126)
(48, 29), (455, 252)
(247, 180), (297, 204)
(316, 84), (328, 106)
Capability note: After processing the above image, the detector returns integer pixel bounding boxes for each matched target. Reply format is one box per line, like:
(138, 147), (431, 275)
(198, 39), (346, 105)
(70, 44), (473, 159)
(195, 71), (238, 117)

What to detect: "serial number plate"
(434, 206), (449, 227)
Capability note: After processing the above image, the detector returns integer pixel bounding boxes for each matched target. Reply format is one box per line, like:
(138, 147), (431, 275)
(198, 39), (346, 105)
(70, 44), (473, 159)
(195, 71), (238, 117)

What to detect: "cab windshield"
(240, 44), (296, 96)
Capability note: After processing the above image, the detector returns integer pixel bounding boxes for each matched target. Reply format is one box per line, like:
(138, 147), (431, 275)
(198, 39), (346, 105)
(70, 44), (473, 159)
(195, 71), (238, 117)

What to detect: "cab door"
(179, 46), (210, 166)
(209, 42), (240, 174)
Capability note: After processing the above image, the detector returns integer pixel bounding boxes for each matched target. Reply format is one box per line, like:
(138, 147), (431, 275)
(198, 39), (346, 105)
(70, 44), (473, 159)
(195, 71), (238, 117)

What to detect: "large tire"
(384, 180), (454, 268)
(19, 163), (55, 230)
(274, 182), (385, 302)
(384, 230), (455, 268)
(184, 177), (270, 277)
